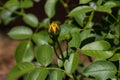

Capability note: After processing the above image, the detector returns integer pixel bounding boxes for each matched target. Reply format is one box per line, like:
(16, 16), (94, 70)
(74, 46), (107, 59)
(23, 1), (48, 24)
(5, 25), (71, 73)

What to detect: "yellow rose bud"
(48, 22), (60, 38)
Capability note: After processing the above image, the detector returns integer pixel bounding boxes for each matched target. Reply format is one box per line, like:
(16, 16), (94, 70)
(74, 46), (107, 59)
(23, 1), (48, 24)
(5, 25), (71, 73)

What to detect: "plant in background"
(0, 0), (120, 80)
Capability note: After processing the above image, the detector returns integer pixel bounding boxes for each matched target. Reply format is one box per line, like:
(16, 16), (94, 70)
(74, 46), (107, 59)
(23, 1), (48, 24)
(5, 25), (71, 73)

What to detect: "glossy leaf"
(58, 59), (64, 68)
(64, 53), (79, 75)
(59, 24), (75, 37)
(32, 31), (50, 45)
(81, 40), (113, 59)
(23, 14), (39, 27)
(74, 13), (86, 27)
(69, 32), (81, 49)
(102, 32), (115, 39)
(15, 41), (34, 63)
(96, 6), (111, 13)
(68, 6), (93, 17)
(34, 0), (41, 3)
(83, 60), (117, 80)
(84, 11), (94, 29)
(81, 40), (111, 50)
(45, 0), (58, 18)
(1, 6), (18, 25)
(50, 70), (63, 80)
(36, 44), (54, 66)
(59, 24), (80, 41)
(109, 53), (120, 61)
(36, 68), (48, 80)
(4, 0), (19, 7)
(21, 0), (33, 8)
(104, 1), (120, 8)
(39, 18), (50, 28)
(80, 0), (91, 4)
(80, 29), (92, 41)
(7, 62), (35, 80)
(58, 51), (68, 67)
(8, 26), (33, 39)
(96, 0), (103, 6)
(25, 68), (48, 80)
(82, 50), (113, 59)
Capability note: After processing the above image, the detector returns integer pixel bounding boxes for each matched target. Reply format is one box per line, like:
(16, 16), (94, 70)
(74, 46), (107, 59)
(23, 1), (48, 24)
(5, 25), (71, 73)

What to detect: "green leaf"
(80, 0), (91, 4)
(80, 29), (92, 41)
(69, 32), (81, 49)
(15, 41), (34, 63)
(96, 6), (111, 13)
(34, 0), (41, 3)
(59, 24), (75, 37)
(81, 40), (113, 59)
(58, 51), (69, 67)
(83, 60), (117, 80)
(45, 0), (58, 18)
(1, 6), (19, 25)
(7, 62), (35, 80)
(25, 68), (48, 80)
(109, 53), (120, 61)
(96, 0), (103, 6)
(59, 24), (80, 41)
(39, 18), (50, 28)
(68, 6), (93, 17)
(74, 13), (86, 27)
(58, 59), (64, 67)
(104, 1), (120, 8)
(64, 53), (79, 75)
(36, 44), (54, 66)
(4, 0), (19, 7)
(84, 11), (94, 29)
(21, 0), (33, 8)
(32, 31), (50, 45)
(81, 50), (113, 59)
(50, 70), (63, 80)
(101, 32), (115, 39)
(81, 40), (111, 50)
(36, 68), (48, 80)
(23, 14), (39, 27)
(8, 26), (33, 39)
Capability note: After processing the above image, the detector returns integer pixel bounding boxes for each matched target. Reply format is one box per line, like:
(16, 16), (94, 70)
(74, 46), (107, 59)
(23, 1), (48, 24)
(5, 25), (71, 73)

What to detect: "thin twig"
(1, 6), (24, 16)
(60, 0), (69, 14)
(72, 73), (78, 80)
(53, 44), (62, 60)
(66, 41), (69, 59)
(109, 13), (119, 23)
(56, 39), (65, 61)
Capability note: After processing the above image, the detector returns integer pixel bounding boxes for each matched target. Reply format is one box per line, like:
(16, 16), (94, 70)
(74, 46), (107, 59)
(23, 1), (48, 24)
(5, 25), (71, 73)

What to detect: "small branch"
(56, 39), (65, 61)
(51, 38), (63, 61)
(53, 44), (63, 60)
(43, 67), (73, 78)
(20, 0), (24, 13)
(109, 13), (119, 23)
(1, 6), (24, 16)
(66, 41), (69, 59)
(60, 0), (69, 14)
(84, 11), (94, 30)
(72, 73), (77, 80)
(107, 47), (120, 60)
